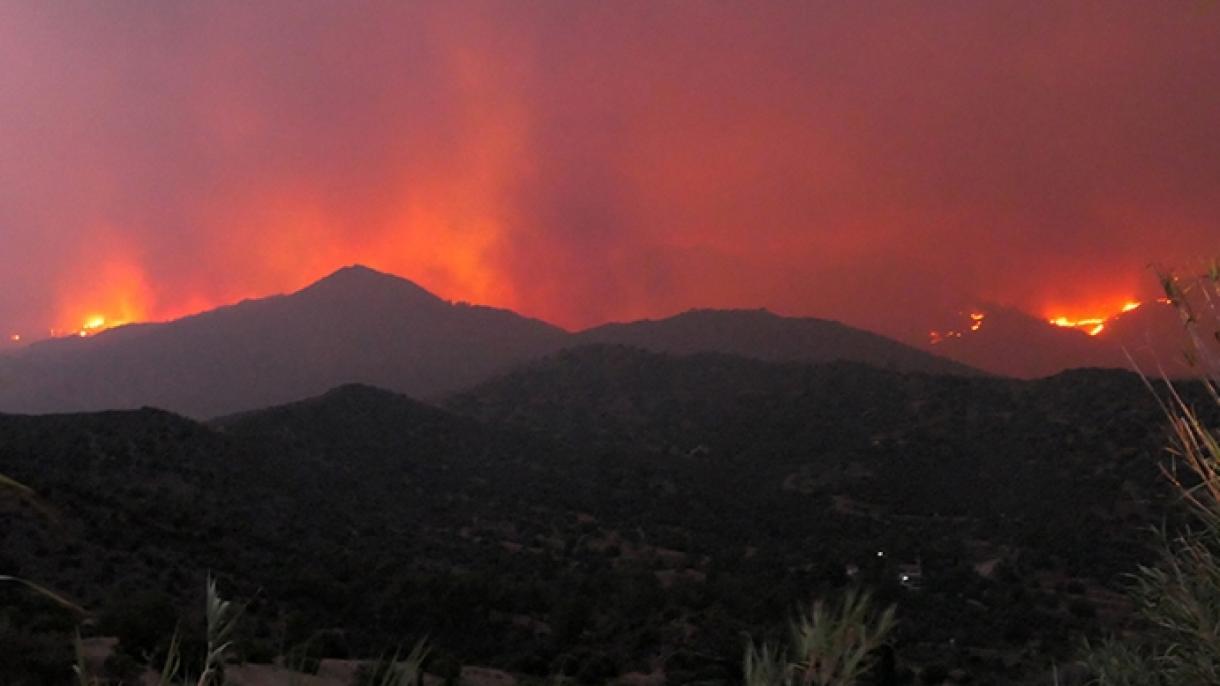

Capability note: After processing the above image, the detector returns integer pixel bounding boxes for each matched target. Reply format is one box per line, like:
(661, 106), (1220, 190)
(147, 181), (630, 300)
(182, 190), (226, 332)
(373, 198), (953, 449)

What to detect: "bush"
(743, 590), (896, 686)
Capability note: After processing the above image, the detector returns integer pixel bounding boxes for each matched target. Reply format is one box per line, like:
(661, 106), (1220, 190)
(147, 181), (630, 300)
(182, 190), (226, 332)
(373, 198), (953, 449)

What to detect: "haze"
(2, 1), (1218, 343)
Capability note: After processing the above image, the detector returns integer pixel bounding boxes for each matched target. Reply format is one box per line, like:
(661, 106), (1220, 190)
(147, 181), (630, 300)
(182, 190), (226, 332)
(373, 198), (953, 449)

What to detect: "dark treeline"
(2, 346), (1209, 684)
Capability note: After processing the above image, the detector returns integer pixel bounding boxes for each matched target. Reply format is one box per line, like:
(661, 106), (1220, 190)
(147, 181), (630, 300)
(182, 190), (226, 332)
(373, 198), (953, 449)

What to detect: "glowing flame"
(51, 255), (153, 339)
(1048, 315), (1106, 335)
(8, 334), (19, 342)
(1047, 298), (1156, 336)
(930, 311), (985, 344)
(70, 314), (128, 338)
(49, 314), (132, 339)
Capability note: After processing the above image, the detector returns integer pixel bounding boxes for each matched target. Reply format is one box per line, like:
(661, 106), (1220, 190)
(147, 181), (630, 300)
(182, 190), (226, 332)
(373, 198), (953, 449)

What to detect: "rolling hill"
(4, 347), (1207, 683)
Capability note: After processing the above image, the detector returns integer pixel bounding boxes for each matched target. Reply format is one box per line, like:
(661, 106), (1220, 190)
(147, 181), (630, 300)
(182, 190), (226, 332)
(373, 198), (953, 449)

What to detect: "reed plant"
(1081, 262), (1220, 684)
(742, 589), (896, 686)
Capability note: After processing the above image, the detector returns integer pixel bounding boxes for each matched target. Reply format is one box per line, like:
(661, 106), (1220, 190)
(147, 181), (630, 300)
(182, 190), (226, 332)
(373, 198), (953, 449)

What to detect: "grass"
(1081, 262), (1220, 685)
(742, 590), (896, 686)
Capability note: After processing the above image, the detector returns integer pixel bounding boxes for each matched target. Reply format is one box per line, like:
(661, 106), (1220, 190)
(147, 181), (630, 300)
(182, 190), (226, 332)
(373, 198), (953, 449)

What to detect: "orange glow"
(52, 256), (156, 339)
(70, 314), (128, 338)
(930, 311), (985, 344)
(8, 334), (19, 342)
(1046, 297), (1150, 336)
(929, 329), (965, 344)
(1047, 316), (1106, 335)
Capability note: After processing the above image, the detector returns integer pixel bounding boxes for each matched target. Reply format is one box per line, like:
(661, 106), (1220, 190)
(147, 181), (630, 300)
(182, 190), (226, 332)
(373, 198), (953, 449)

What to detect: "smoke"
(1, 1), (1217, 341)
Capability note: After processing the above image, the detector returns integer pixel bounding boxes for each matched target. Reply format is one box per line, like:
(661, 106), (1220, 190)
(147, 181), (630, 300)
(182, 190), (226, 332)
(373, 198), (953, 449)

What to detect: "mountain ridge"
(0, 265), (976, 418)
(578, 308), (982, 377)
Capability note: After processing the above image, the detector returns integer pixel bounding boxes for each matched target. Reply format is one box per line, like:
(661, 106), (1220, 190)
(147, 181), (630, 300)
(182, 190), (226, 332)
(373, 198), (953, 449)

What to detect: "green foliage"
(744, 641), (788, 686)
(744, 591), (896, 686)
(197, 575), (242, 686)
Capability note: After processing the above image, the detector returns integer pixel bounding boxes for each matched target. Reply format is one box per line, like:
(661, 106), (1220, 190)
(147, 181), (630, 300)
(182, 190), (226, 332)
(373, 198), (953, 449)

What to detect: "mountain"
(914, 305), (1119, 378)
(0, 266), (569, 418)
(4, 350), (1209, 683)
(1098, 300), (1201, 375)
(577, 308), (981, 377)
(0, 269), (978, 418)
(911, 301), (1199, 378)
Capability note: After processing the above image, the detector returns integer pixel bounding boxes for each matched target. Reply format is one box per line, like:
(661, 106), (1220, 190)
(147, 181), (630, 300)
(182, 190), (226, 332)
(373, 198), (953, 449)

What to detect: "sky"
(1, 1), (1218, 343)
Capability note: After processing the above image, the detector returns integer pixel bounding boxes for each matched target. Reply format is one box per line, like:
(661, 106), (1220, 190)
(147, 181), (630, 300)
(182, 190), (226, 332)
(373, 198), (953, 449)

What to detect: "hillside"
(578, 309), (981, 377)
(2, 349), (1208, 683)
(910, 301), (1198, 379)
(0, 266), (568, 418)
(0, 269), (978, 419)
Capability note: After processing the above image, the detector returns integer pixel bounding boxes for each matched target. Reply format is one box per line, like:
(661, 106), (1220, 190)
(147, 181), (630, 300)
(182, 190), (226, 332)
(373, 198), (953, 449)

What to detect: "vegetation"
(5, 272), (1220, 683)
(4, 362), (1205, 684)
(742, 591), (896, 686)
(1079, 263), (1220, 684)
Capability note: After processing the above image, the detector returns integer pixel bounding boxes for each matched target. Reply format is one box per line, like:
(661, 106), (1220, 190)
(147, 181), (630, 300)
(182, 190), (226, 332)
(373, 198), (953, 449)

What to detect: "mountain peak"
(296, 264), (444, 305)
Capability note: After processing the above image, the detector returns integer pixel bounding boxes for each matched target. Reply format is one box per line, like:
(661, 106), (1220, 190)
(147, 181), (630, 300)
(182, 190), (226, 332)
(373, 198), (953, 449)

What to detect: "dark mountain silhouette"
(576, 308), (981, 377)
(0, 267), (977, 417)
(913, 305), (1118, 378)
(0, 266), (569, 418)
(4, 349), (1211, 683)
(911, 301), (1197, 378)
(1098, 300), (1200, 375)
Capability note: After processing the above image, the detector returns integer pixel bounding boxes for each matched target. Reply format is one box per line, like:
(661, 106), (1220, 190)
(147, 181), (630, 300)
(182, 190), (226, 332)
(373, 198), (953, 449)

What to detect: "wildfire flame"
(49, 256), (156, 340)
(71, 315), (127, 338)
(1047, 300), (1148, 336)
(969, 312), (985, 331)
(1048, 316), (1107, 336)
(930, 311), (985, 344)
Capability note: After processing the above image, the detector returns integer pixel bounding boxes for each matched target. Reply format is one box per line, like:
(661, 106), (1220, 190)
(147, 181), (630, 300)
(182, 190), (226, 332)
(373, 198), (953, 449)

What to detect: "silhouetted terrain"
(2, 347), (1208, 684)
(911, 301), (1195, 379)
(0, 266), (569, 418)
(0, 266), (977, 418)
(578, 309), (981, 377)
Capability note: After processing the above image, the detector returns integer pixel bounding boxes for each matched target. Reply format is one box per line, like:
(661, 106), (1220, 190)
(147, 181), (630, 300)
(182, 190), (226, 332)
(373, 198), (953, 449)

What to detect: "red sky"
(1, 2), (1218, 342)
